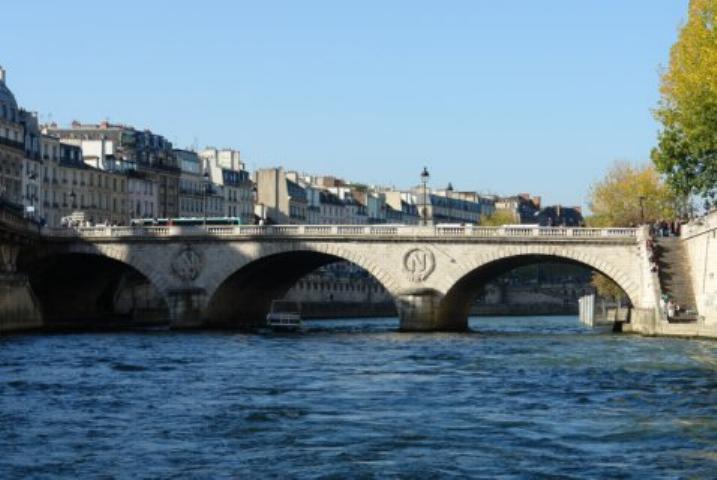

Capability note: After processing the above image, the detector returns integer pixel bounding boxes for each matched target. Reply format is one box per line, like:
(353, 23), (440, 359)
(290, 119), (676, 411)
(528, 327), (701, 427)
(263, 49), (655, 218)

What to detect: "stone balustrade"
(41, 224), (638, 240)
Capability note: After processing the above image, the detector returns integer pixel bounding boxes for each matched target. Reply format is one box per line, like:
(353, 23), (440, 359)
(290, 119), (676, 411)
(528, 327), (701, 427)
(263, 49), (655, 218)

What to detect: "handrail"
(40, 224), (639, 240)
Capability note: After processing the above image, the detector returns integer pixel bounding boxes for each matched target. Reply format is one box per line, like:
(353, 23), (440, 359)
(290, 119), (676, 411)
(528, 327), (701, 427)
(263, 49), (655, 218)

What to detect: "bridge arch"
(434, 246), (640, 331)
(204, 242), (402, 327)
(22, 244), (171, 326)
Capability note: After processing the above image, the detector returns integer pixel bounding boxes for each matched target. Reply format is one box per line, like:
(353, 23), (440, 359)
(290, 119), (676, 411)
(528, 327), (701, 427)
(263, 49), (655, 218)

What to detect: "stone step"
(655, 237), (697, 313)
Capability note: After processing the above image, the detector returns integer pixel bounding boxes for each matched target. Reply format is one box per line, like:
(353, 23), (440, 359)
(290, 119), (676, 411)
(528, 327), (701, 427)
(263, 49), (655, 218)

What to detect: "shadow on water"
(5, 314), (608, 338)
(301, 315), (606, 338)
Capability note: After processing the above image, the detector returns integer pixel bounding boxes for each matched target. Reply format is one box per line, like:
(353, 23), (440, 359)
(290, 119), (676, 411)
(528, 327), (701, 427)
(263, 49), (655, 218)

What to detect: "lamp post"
(420, 166), (430, 226)
(202, 171), (210, 227)
(446, 181), (454, 223)
(639, 196), (645, 224)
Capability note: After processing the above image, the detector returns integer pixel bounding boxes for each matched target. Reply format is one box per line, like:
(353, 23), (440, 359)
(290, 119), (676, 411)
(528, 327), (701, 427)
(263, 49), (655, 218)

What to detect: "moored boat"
(266, 301), (303, 332)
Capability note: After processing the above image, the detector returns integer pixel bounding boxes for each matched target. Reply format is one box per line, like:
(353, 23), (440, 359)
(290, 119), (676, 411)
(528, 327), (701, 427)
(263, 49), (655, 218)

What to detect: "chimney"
(0, 66), (5, 83)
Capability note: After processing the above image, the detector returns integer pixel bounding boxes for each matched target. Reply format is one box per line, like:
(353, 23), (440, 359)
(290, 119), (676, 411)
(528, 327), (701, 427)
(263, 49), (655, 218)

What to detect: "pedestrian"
(667, 299), (676, 319)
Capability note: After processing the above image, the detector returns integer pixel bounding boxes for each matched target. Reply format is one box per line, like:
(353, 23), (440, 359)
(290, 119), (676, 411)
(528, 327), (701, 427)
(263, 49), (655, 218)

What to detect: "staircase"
(655, 237), (698, 322)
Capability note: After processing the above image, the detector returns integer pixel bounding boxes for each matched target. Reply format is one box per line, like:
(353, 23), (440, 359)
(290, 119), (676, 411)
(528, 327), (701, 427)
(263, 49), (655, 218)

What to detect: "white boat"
(266, 301), (303, 332)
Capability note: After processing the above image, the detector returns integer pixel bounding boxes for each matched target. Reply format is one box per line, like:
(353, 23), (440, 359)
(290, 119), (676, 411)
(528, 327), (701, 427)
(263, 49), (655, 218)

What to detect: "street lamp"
(202, 171), (210, 227)
(446, 181), (454, 223)
(420, 166), (430, 226)
(639, 196), (646, 224)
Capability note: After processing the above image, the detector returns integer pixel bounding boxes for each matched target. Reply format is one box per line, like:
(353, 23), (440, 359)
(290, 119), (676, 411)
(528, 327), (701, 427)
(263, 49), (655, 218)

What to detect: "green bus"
(130, 217), (242, 227)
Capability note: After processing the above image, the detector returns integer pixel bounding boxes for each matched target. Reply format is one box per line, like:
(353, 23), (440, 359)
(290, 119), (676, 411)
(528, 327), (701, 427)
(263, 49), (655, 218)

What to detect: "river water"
(2, 316), (717, 479)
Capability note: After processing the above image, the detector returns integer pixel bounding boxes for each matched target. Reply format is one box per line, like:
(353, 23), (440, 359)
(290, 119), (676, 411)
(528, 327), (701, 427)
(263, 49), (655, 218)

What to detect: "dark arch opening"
(438, 254), (633, 330)
(206, 252), (396, 328)
(23, 253), (169, 329)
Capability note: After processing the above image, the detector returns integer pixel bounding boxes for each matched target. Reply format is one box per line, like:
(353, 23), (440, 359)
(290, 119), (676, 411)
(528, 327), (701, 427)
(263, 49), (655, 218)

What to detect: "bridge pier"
(0, 243), (43, 332)
(166, 288), (208, 329)
(396, 289), (467, 332)
(0, 272), (43, 332)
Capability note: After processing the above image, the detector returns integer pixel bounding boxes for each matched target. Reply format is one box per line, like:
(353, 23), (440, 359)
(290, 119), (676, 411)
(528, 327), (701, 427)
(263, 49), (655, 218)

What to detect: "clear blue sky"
(1, 1), (688, 208)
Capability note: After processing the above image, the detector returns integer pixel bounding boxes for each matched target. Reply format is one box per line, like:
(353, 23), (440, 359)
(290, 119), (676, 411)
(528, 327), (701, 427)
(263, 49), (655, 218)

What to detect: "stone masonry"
(32, 225), (651, 331)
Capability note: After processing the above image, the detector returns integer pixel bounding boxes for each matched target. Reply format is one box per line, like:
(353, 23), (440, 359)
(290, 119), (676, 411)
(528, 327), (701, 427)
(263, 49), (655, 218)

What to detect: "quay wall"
(682, 211), (717, 326)
(624, 307), (717, 339)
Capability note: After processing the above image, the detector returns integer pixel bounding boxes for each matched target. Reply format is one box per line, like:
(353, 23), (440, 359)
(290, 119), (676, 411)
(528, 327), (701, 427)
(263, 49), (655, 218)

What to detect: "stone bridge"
(19, 224), (655, 331)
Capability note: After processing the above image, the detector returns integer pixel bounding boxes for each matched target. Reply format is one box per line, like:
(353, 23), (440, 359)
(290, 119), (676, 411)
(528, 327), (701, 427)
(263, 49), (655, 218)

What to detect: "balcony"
(0, 136), (24, 152)
(150, 163), (181, 174)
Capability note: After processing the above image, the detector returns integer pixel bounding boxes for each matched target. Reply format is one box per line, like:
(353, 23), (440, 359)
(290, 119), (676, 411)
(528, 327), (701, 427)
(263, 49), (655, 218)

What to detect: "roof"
(0, 76), (18, 113)
(319, 190), (344, 206)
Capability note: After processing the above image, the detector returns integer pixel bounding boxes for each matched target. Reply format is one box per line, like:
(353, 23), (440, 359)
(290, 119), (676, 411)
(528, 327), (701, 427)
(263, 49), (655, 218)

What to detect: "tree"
(587, 161), (676, 227)
(480, 210), (517, 226)
(591, 272), (625, 302)
(652, 0), (717, 202)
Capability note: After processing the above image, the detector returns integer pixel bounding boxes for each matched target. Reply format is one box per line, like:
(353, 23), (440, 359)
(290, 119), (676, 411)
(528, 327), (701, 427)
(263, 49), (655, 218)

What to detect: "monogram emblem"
(171, 245), (204, 282)
(403, 247), (435, 282)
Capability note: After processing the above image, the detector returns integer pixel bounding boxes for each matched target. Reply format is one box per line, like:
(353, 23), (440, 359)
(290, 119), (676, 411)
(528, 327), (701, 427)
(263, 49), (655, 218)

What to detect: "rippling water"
(2, 316), (717, 478)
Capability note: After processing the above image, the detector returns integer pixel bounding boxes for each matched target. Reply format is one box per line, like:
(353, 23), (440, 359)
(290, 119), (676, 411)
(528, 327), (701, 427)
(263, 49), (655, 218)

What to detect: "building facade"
(495, 193), (542, 224)
(44, 121), (180, 218)
(200, 148), (253, 223)
(39, 134), (128, 227)
(0, 67), (28, 211)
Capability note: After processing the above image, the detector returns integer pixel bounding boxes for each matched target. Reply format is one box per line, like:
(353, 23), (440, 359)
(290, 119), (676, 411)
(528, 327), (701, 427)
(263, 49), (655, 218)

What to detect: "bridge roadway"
(18, 224), (655, 331)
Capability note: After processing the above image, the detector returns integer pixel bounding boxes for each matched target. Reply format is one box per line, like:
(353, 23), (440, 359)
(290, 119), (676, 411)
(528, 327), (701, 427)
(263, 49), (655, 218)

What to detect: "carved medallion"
(171, 245), (204, 282)
(403, 247), (435, 282)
